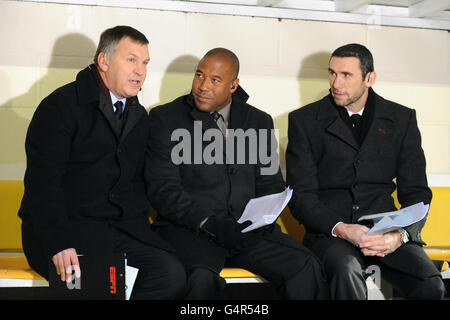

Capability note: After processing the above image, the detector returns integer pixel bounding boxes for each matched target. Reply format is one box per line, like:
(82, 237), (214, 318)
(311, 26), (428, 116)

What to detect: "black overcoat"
(286, 88), (439, 279)
(145, 87), (301, 271)
(19, 65), (173, 277)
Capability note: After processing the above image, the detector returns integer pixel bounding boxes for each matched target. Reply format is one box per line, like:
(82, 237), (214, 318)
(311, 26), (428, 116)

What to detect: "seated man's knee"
(284, 255), (328, 299)
(323, 250), (363, 280)
(131, 254), (187, 300)
(323, 251), (367, 299)
(165, 258), (187, 299)
(186, 267), (226, 299)
(407, 276), (446, 300)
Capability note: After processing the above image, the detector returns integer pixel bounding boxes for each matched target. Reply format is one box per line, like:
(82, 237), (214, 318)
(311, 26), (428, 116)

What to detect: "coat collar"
(317, 88), (395, 121)
(76, 64), (100, 106)
(318, 88), (395, 150)
(187, 85), (251, 131)
(75, 64), (144, 142)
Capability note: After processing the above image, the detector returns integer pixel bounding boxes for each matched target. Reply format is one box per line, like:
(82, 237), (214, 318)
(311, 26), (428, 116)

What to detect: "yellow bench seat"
(1, 180), (449, 292)
(0, 256), (48, 287)
(219, 268), (265, 283)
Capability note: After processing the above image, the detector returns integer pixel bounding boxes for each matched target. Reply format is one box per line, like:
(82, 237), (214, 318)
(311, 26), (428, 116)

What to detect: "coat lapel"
(359, 93), (395, 151)
(120, 97), (144, 142)
(188, 92), (251, 161)
(319, 96), (359, 150)
(77, 65), (145, 143)
(189, 107), (218, 133)
(229, 100), (249, 131)
(97, 92), (121, 140)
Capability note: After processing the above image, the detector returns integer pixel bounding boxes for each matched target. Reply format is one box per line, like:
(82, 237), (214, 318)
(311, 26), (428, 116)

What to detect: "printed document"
(357, 202), (429, 235)
(238, 187), (293, 233)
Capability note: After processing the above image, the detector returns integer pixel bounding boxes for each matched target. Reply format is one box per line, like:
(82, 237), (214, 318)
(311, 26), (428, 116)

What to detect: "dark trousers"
(111, 227), (186, 300)
(157, 225), (327, 300)
(22, 220), (187, 300)
(304, 235), (446, 300)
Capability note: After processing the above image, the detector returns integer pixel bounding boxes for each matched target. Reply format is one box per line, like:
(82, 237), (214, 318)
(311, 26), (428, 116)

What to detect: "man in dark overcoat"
(146, 48), (327, 299)
(286, 43), (446, 299)
(18, 25), (186, 299)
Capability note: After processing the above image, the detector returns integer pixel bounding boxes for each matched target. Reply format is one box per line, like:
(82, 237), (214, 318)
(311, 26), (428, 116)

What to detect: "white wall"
(1, 0), (449, 183)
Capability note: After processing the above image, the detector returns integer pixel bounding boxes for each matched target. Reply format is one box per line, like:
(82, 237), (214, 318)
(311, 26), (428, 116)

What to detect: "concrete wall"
(1, 0), (449, 183)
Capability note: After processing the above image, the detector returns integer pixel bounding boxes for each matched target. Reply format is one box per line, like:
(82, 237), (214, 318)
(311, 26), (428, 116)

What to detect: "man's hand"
(333, 223), (383, 248)
(359, 231), (403, 257)
(52, 248), (81, 282)
(201, 217), (252, 248)
(334, 223), (403, 257)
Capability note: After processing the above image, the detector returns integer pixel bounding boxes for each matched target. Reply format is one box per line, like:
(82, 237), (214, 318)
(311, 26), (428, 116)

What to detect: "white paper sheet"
(237, 187), (293, 233)
(357, 202), (429, 235)
(125, 262), (139, 300)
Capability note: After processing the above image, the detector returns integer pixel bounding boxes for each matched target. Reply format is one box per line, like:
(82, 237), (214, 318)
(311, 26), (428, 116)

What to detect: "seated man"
(18, 25), (186, 299)
(286, 43), (446, 300)
(145, 48), (327, 299)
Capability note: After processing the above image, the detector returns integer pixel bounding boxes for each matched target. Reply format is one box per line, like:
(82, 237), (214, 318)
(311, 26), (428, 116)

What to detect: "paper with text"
(357, 202), (429, 235)
(125, 262), (139, 300)
(238, 187), (293, 233)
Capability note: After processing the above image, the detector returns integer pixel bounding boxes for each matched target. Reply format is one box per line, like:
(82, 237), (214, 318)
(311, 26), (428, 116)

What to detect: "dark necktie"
(114, 101), (124, 120)
(350, 113), (362, 144)
(211, 111), (226, 136)
(350, 114), (362, 131)
(211, 111), (223, 122)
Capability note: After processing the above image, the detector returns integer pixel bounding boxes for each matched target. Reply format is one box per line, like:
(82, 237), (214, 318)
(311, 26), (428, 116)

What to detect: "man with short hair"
(286, 43), (446, 299)
(19, 25), (186, 299)
(145, 47), (327, 300)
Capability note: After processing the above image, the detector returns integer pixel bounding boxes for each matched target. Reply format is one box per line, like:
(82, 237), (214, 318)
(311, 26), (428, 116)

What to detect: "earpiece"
(231, 85), (235, 89)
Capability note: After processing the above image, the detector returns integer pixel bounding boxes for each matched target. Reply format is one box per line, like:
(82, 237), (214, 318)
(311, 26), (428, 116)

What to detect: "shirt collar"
(109, 91), (126, 109)
(212, 99), (232, 123)
(346, 106), (364, 117)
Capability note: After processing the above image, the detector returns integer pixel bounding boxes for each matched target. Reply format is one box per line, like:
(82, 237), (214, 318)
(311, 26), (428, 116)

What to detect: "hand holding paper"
(357, 202), (429, 235)
(237, 187), (293, 233)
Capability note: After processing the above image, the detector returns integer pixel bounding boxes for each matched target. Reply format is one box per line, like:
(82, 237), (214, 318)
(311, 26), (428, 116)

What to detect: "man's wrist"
(332, 222), (344, 237)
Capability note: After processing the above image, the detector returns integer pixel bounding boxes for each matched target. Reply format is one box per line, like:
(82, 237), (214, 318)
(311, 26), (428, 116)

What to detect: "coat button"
(352, 204), (360, 211)
(229, 205), (234, 212)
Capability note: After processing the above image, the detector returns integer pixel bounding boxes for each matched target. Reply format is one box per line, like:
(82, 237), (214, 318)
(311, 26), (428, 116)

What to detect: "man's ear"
(230, 78), (239, 93)
(365, 71), (376, 88)
(97, 52), (109, 72)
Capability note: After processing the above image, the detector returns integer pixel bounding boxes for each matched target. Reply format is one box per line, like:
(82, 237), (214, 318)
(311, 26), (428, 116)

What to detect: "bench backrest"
(1, 180), (448, 251)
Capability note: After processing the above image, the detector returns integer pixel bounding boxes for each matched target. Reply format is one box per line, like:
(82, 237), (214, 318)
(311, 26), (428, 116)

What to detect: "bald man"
(145, 48), (327, 299)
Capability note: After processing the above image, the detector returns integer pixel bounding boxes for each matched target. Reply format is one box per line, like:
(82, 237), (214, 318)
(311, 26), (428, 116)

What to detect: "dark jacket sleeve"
(24, 94), (78, 258)
(145, 108), (211, 231)
(286, 111), (343, 236)
(254, 114), (286, 197)
(396, 109), (432, 244)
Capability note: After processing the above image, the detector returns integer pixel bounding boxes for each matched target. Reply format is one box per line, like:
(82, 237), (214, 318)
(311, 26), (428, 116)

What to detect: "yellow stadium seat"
(0, 180), (448, 293)
(0, 180), (24, 251)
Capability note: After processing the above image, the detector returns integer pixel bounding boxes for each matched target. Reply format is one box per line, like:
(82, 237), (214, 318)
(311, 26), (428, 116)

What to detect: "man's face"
(192, 55), (238, 112)
(102, 36), (150, 98)
(328, 56), (372, 110)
